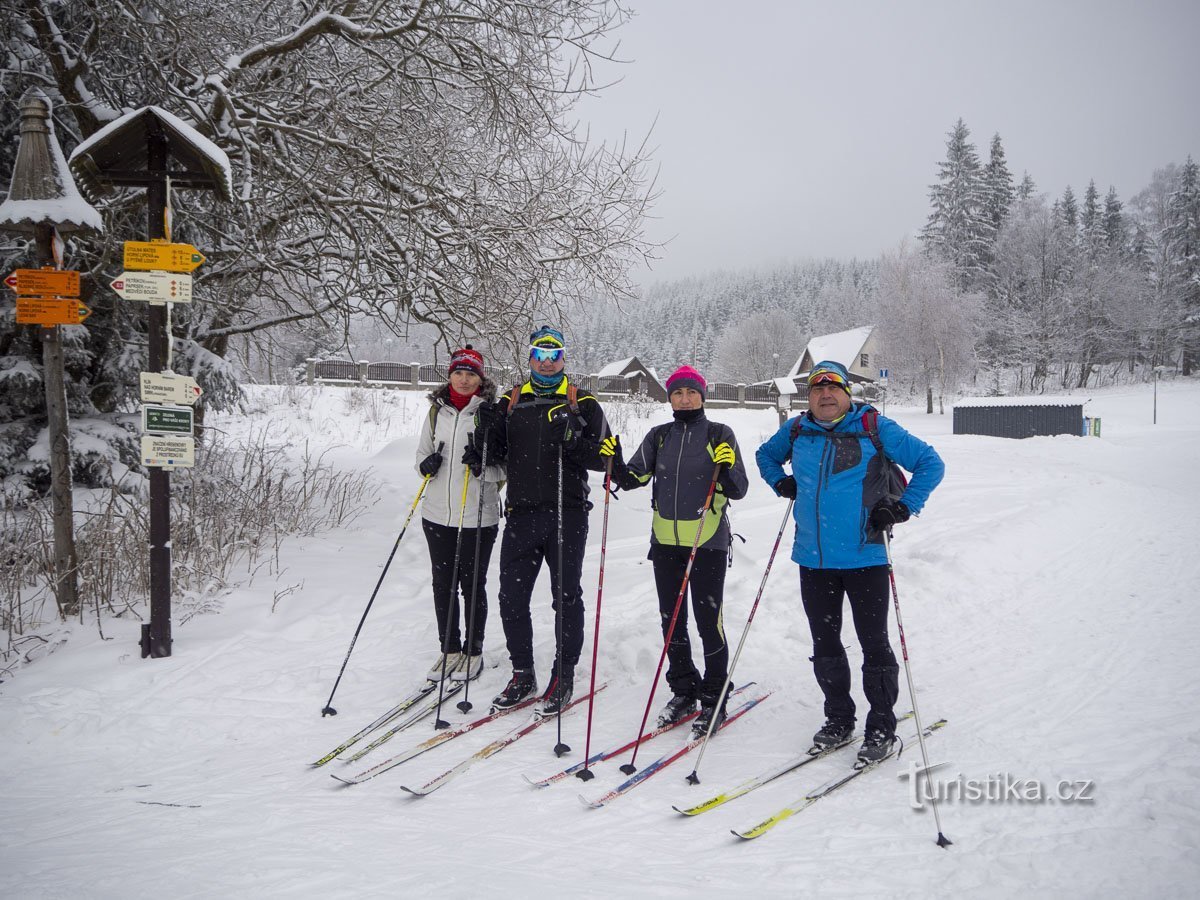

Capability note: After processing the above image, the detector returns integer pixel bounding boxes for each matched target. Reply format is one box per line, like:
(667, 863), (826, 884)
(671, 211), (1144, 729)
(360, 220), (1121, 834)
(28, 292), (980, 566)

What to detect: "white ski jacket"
(416, 392), (504, 528)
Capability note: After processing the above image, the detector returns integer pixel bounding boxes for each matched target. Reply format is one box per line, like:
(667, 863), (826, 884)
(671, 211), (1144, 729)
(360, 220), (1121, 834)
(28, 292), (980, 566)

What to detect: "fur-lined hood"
(428, 375), (498, 406)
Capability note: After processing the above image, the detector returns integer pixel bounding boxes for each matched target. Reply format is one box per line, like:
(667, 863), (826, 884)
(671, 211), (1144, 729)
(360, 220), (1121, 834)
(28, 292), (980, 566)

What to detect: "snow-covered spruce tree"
(1163, 157), (1200, 374)
(920, 119), (995, 293)
(1016, 171), (1037, 201)
(1104, 186), (1128, 254)
(1059, 185), (1080, 234)
(983, 133), (1015, 234)
(1, 0), (656, 487)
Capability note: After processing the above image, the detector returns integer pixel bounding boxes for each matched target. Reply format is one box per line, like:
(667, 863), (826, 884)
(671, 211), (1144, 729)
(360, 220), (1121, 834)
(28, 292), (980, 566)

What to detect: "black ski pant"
(652, 545), (729, 708)
(799, 565), (899, 737)
(497, 507), (589, 672)
(422, 519), (498, 656)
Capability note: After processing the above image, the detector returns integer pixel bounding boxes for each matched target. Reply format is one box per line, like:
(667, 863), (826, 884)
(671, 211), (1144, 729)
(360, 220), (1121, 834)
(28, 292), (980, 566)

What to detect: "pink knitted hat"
(665, 364), (707, 399)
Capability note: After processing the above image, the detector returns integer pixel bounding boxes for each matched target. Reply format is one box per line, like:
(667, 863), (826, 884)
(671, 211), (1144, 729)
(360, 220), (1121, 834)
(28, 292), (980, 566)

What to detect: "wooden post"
(142, 127), (173, 658)
(35, 223), (80, 617)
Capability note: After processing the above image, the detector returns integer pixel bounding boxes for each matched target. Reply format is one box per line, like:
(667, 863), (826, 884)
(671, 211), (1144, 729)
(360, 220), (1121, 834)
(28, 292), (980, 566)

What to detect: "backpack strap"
(860, 407), (885, 455)
(505, 382), (581, 415)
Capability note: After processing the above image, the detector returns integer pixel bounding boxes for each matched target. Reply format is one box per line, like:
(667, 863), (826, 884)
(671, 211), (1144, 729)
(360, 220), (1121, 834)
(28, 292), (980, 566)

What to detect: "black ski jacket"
(492, 379), (609, 513)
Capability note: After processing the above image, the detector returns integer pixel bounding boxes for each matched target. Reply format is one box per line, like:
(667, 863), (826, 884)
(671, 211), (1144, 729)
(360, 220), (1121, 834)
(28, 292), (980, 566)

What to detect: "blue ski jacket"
(755, 405), (945, 569)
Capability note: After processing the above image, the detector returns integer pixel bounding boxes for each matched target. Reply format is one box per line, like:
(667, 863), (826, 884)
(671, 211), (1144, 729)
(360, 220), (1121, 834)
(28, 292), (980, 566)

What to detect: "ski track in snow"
(3, 383), (1200, 897)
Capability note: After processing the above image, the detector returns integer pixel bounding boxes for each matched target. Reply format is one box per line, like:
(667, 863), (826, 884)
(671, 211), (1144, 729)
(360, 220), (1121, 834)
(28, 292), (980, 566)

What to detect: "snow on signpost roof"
(787, 325), (875, 378)
(0, 88), (103, 235)
(68, 106), (233, 202)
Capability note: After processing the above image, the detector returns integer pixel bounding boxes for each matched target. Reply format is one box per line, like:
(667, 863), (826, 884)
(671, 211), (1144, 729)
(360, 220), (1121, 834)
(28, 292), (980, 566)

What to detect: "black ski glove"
(550, 409), (587, 450)
(869, 498), (910, 529)
(474, 401), (503, 431)
(461, 443), (485, 478)
(418, 450), (443, 478)
(774, 475), (797, 499)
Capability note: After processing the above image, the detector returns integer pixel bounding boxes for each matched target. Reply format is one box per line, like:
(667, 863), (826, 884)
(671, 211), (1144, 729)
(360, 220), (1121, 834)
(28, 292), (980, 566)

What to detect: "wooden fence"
(304, 358), (807, 410)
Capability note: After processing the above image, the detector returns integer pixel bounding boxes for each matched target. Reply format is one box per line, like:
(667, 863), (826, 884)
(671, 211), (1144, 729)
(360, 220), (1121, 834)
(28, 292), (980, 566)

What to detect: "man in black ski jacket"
(464, 325), (609, 716)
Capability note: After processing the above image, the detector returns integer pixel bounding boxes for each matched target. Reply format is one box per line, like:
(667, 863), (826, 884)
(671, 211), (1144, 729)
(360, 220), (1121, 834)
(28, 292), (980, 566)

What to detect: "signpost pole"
(143, 126), (173, 658)
(35, 223), (80, 617)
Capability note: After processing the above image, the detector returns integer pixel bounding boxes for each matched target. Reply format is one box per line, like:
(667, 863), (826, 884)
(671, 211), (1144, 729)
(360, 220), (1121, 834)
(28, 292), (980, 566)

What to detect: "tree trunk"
(926, 384), (933, 414)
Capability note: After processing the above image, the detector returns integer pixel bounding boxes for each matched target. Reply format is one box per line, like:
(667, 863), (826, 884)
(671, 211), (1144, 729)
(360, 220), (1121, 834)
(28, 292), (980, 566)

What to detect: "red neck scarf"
(448, 386), (476, 411)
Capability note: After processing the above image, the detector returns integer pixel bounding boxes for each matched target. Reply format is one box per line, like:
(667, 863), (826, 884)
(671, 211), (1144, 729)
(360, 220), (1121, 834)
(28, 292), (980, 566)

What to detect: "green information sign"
(142, 404), (194, 436)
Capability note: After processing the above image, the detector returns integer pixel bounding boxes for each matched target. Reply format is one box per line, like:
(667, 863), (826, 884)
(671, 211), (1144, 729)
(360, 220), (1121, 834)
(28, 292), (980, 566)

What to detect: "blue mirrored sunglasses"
(530, 345), (565, 362)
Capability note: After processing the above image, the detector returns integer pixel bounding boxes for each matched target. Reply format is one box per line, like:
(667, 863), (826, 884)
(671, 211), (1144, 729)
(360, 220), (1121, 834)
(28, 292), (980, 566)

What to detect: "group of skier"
(412, 326), (944, 764)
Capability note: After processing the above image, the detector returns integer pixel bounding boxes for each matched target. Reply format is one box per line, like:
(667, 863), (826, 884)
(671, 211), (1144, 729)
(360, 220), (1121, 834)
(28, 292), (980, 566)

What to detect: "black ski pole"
(687, 498), (793, 784)
(553, 444), (570, 757)
(433, 464), (472, 729)
(457, 429), (491, 713)
(620, 464), (721, 775)
(320, 449), (440, 716)
(576, 456), (613, 781)
(884, 529), (952, 848)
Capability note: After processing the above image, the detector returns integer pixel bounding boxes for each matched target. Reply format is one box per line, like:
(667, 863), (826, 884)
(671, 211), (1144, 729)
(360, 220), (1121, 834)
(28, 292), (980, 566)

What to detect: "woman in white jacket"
(415, 346), (504, 683)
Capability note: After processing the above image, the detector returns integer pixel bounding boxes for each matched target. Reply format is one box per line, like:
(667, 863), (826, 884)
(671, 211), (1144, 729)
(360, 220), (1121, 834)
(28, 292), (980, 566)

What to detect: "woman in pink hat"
(414, 346), (504, 684)
(601, 364), (748, 737)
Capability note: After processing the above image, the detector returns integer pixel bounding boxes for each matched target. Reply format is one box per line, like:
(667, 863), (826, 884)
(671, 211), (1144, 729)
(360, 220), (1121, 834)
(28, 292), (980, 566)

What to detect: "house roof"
(787, 325), (875, 379)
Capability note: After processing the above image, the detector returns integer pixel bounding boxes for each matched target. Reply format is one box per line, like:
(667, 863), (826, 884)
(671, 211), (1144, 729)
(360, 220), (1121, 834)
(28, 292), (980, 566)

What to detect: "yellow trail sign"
(123, 240), (206, 273)
(16, 297), (91, 326)
(4, 267), (81, 297)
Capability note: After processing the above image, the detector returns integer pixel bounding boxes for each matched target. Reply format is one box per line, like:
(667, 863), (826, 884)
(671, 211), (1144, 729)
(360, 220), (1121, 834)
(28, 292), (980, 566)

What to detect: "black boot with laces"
(491, 669), (537, 711)
(537, 666), (574, 716)
(856, 729), (896, 766)
(656, 694), (697, 728)
(810, 719), (855, 753)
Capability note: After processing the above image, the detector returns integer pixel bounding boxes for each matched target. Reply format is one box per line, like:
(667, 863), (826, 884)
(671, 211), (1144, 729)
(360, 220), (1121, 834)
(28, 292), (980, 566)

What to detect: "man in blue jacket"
(756, 360), (945, 764)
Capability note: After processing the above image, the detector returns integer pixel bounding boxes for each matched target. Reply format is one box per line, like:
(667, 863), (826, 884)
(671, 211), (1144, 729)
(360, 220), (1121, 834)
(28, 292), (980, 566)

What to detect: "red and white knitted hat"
(448, 345), (485, 377)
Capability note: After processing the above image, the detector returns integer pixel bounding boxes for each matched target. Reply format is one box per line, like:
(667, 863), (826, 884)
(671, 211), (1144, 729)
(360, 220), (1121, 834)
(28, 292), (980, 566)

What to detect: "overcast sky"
(575, 0), (1200, 285)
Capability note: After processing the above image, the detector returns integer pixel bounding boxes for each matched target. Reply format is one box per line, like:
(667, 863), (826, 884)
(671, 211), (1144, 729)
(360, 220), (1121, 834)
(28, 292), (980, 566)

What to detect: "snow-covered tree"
(1, 0), (657, 488)
(712, 308), (806, 384)
(877, 241), (980, 411)
(1163, 157), (1200, 373)
(920, 119), (995, 292)
(983, 133), (1015, 232)
(1017, 172), (1038, 201)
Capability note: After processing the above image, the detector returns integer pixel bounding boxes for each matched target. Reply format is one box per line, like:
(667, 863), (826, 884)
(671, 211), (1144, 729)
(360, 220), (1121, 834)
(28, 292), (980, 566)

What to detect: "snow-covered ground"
(4, 380), (1199, 898)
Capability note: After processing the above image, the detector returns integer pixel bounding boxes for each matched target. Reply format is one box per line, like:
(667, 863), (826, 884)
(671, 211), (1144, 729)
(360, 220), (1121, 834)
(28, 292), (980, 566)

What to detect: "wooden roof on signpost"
(67, 106), (233, 201)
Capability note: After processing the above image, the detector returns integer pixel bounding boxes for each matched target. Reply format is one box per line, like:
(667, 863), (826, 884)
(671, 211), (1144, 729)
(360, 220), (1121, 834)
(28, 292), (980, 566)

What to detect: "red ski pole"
(620, 464), (721, 775)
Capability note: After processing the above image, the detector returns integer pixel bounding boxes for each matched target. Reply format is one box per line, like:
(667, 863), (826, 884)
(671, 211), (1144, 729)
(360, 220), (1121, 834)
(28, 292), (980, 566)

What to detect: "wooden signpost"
(5, 267), (80, 296)
(123, 240), (205, 273)
(15, 296), (91, 325)
(110, 270), (193, 303)
(139, 372), (202, 406)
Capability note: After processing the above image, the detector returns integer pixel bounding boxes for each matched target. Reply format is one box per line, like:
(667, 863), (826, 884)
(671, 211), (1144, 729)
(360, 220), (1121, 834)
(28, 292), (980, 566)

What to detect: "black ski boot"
(692, 697), (727, 738)
(656, 694), (697, 728)
(810, 719), (855, 753)
(856, 729), (896, 766)
(537, 666), (574, 716)
(491, 668), (537, 711)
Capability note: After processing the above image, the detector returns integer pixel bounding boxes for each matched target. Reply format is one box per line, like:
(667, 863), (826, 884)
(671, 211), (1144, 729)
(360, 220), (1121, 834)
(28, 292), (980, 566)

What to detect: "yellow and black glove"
(712, 441), (736, 468)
